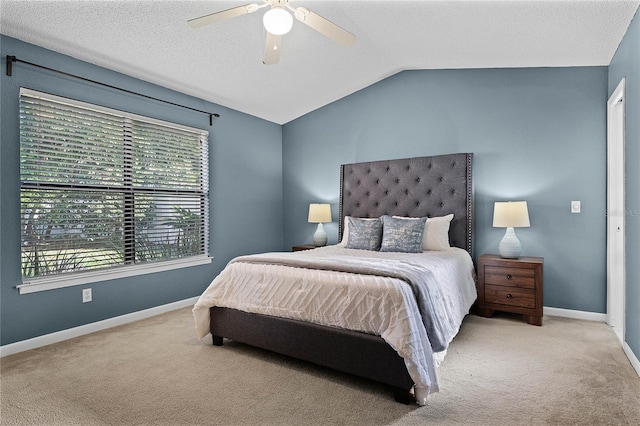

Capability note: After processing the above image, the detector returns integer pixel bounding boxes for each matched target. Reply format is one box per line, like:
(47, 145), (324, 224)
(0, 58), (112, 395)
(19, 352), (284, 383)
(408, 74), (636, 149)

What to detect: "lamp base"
(313, 223), (328, 246)
(498, 227), (522, 258)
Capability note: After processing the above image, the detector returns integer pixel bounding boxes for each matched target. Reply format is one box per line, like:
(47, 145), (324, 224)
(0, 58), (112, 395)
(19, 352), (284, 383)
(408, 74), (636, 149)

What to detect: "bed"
(193, 153), (475, 405)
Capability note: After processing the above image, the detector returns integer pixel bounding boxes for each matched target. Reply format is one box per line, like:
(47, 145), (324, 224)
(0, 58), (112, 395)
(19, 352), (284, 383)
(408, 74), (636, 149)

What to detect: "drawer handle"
(506, 274), (512, 280)
(506, 294), (513, 299)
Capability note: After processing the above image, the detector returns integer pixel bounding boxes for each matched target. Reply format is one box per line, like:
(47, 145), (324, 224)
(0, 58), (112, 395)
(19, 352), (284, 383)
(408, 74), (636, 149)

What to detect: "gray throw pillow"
(345, 217), (382, 251)
(380, 215), (427, 253)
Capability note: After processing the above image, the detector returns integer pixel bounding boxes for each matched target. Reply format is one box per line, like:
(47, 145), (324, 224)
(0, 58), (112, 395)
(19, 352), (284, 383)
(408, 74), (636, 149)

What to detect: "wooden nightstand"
(292, 244), (316, 252)
(476, 254), (544, 326)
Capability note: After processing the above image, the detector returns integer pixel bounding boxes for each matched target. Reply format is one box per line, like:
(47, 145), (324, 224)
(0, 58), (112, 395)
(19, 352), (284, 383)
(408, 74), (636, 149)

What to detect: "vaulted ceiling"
(2, 1), (639, 124)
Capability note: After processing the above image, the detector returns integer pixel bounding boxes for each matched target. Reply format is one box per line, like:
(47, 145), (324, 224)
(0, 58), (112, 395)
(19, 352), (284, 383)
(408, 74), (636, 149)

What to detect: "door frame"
(606, 78), (625, 343)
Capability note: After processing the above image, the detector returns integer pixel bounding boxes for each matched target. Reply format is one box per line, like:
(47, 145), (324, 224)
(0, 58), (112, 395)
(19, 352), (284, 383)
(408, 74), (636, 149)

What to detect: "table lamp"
(308, 203), (332, 246)
(493, 201), (530, 258)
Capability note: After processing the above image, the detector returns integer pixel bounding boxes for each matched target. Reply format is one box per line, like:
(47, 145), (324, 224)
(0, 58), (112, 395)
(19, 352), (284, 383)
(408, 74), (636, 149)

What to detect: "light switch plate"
(571, 201), (581, 213)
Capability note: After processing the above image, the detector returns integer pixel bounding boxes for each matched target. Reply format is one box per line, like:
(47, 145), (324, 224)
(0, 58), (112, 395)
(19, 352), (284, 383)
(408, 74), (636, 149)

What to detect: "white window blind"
(19, 88), (210, 291)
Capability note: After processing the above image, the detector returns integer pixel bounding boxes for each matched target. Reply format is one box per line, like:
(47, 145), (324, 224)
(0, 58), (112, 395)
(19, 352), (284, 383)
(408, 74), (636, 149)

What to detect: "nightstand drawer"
(485, 284), (536, 309)
(484, 266), (535, 289)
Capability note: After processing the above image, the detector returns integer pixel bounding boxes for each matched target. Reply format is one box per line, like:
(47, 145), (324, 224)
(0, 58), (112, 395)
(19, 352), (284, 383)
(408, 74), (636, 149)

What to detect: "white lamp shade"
(493, 201), (530, 228)
(308, 203), (332, 223)
(263, 7), (293, 35)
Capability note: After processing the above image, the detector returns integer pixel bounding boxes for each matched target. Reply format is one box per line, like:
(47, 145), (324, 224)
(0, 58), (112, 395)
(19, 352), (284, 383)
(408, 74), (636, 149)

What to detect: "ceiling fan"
(188, 0), (356, 65)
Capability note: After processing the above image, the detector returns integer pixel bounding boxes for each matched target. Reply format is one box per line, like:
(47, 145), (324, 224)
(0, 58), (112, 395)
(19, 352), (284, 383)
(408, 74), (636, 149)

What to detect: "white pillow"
(392, 214), (454, 251)
(423, 214), (453, 250)
(338, 216), (349, 246)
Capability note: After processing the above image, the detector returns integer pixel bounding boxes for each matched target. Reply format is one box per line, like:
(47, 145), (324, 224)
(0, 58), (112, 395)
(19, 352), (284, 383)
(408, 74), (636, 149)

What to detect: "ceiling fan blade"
(263, 32), (282, 65)
(188, 3), (260, 29)
(293, 7), (356, 46)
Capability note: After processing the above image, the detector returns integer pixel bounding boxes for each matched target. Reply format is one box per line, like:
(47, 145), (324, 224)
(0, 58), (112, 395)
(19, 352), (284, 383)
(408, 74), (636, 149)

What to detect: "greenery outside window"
(18, 88), (210, 294)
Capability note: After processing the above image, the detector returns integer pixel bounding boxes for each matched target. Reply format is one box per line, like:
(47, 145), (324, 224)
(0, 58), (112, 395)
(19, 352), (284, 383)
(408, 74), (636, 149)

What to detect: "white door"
(607, 78), (625, 343)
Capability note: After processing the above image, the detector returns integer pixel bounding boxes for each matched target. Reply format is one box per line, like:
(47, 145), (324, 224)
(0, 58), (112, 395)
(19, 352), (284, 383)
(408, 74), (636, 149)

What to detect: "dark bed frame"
(210, 153), (474, 403)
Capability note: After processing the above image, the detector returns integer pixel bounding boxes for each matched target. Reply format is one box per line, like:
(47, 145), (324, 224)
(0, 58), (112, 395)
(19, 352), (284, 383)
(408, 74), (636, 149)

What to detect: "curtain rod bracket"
(6, 55), (16, 76)
(5, 55), (220, 125)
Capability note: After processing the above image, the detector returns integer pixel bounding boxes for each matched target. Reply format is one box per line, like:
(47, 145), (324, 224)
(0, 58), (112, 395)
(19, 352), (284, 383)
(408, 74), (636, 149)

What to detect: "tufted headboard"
(339, 153), (473, 255)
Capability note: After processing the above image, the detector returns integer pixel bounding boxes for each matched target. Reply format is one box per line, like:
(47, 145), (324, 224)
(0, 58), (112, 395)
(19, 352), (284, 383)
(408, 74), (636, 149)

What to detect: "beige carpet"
(1, 308), (639, 425)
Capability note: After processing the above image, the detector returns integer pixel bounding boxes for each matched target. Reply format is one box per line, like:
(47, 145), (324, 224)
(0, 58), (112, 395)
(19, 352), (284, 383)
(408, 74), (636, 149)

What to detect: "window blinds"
(19, 88), (209, 281)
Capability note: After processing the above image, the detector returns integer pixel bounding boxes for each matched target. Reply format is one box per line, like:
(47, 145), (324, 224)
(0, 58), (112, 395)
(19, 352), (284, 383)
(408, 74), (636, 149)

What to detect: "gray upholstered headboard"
(339, 153), (473, 255)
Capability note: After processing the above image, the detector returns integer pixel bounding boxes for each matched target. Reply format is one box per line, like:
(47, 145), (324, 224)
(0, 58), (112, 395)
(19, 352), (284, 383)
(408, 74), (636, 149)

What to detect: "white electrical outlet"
(571, 201), (581, 213)
(82, 288), (92, 303)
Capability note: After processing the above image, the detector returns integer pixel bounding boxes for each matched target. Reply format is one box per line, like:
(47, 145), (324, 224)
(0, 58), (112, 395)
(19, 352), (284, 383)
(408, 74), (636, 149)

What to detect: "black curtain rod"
(6, 55), (220, 126)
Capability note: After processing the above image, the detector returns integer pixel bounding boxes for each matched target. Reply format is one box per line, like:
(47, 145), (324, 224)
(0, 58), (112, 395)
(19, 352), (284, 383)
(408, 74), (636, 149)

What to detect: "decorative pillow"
(380, 215), (427, 253)
(423, 214), (454, 250)
(345, 216), (383, 251)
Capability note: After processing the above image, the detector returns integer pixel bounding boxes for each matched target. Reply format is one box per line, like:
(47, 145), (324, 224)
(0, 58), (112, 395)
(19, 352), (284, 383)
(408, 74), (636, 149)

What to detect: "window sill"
(17, 256), (213, 294)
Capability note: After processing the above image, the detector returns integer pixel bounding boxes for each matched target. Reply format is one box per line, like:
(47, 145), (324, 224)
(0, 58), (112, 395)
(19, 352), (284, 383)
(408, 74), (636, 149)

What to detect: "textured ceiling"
(1, 0), (639, 124)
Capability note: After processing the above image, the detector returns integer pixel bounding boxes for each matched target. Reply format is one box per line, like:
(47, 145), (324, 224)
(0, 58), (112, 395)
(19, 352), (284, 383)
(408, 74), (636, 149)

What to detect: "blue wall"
(0, 36), (283, 346)
(283, 67), (608, 315)
(2, 26), (635, 369)
(609, 8), (640, 362)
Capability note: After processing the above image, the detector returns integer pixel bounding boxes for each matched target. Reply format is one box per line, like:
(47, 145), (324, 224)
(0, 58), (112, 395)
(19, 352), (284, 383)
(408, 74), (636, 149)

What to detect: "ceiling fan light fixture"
(263, 7), (293, 35)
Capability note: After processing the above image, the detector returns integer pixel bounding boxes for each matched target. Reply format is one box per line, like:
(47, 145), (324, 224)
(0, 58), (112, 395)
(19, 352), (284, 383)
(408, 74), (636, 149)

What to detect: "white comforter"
(193, 245), (476, 405)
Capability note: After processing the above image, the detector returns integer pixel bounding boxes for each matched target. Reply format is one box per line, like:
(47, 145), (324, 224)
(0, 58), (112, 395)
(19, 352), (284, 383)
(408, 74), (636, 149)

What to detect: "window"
(18, 88), (210, 293)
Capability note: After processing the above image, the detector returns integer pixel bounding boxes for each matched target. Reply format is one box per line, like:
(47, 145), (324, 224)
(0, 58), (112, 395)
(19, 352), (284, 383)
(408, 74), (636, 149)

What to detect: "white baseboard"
(623, 342), (640, 378)
(543, 306), (607, 322)
(0, 296), (199, 358)
(543, 306), (639, 379)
